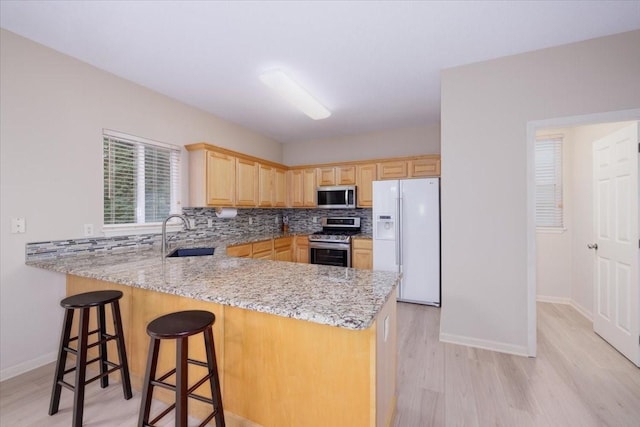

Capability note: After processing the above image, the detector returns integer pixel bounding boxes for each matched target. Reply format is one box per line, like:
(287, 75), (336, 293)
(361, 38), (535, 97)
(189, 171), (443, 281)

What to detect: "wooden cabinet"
(252, 239), (273, 259)
(352, 238), (373, 270)
(206, 150), (236, 206)
(226, 243), (252, 258)
(378, 156), (441, 180)
(294, 235), (309, 263)
(273, 167), (287, 207)
(273, 236), (293, 262)
(289, 168), (316, 208)
(356, 163), (377, 208)
(337, 165), (356, 185)
(236, 158), (258, 206)
(258, 163), (273, 207)
(408, 157), (440, 177)
(377, 160), (408, 180)
(317, 167), (336, 186)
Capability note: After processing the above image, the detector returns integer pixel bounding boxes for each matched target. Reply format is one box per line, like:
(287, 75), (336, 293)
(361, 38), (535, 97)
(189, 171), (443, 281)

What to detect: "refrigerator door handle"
(397, 194), (403, 268)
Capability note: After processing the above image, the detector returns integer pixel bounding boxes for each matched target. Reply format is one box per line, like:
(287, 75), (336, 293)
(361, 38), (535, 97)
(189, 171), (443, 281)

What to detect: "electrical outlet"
(11, 217), (26, 234)
(312, 217), (318, 223)
(275, 216), (279, 224)
(83, 224), (94, 237)
(249, 217), (253, 225)
(207, 218), (213, 228)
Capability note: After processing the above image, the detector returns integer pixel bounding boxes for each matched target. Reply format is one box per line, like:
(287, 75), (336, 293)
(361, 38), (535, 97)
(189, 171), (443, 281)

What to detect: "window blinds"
(535, 136), (563, 228)
(103, 131), (181, 225)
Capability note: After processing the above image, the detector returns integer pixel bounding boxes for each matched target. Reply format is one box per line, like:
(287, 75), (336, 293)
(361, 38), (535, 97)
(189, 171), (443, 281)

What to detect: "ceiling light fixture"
(259, 70), (331, 120)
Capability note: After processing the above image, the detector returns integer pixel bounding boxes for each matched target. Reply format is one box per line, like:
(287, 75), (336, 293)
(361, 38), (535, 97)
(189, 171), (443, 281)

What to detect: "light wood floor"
(1, 302), (639, 426)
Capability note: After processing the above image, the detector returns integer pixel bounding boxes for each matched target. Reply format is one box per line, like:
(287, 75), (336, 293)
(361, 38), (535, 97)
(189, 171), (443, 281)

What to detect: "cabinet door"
(227, 243), (251, 258)
(378, 161), (408, 180)
(337, 165), (356, 185)
(206, 151), (236, 206)
(236, 158), (258, 207)
(273, 168), (287, 207)
(294, 236), (309, 263)
(274, 237), (293, 262)
(351, 239), (373, 270)
(317, 167), (336, 186)
(252, 240), (273, 259)
(356, 163), (376, 208)
(303, 168), (317, 207)
(409, 157), (441, 177)
(289, 170), (304, 207)
(258, 163), (273, 207)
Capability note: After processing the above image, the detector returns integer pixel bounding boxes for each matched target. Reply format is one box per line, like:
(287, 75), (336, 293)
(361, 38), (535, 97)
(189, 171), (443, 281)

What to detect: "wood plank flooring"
(1, 302), (639, 426)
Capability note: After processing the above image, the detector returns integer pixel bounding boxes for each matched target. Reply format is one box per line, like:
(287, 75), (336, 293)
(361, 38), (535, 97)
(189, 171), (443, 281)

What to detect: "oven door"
(309, 242), (351, 268)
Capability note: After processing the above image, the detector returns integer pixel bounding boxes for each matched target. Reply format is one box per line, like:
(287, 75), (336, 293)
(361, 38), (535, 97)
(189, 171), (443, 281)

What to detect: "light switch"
(11, 217), (26, 234)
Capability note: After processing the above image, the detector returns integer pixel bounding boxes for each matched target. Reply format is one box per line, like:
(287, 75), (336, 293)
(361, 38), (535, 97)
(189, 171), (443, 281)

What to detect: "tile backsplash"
(26, 208), (372, 260)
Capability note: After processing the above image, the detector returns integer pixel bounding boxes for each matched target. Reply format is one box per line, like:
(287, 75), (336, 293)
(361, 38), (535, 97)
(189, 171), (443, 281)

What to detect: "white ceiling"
(1, 1), (639, 144)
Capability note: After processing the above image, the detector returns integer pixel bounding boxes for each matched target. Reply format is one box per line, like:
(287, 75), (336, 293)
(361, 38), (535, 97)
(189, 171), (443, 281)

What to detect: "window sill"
(536, 227), (567, 234)
(102, 223), (184, 237)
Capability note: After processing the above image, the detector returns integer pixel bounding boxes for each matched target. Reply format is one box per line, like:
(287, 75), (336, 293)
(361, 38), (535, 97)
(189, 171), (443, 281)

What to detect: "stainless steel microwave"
(316, 186), (357, 209)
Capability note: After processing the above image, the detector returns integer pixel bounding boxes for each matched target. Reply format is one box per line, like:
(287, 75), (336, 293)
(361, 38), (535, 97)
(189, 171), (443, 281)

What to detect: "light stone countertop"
(26, 242), (398, 330)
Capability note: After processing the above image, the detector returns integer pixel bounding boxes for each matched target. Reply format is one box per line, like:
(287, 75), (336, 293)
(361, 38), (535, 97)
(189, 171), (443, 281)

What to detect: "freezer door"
(399, 178), (440, 305)
(373, 180), (399, 272)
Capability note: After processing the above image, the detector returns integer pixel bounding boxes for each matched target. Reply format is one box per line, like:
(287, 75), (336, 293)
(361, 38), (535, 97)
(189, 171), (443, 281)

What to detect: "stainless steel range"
(308, 217), (361, 267)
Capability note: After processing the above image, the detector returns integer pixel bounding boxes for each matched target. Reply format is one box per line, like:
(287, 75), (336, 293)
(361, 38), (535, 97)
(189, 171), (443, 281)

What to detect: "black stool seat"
(49, 290), (132, 427)
(139, 310), (225, 427)
(147, 310), (215, 339)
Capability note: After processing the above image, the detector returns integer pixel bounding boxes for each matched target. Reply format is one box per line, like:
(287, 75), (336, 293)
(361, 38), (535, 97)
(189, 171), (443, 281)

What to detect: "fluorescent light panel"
(259, 70), (331, 120)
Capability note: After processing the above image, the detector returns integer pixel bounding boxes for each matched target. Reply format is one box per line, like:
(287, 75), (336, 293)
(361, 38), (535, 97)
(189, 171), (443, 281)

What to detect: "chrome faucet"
(162, 214), (192, 258)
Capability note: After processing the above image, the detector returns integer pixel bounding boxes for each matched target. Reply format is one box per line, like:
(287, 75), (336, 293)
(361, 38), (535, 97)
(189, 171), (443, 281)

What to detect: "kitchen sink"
(166, 247), (216, 257)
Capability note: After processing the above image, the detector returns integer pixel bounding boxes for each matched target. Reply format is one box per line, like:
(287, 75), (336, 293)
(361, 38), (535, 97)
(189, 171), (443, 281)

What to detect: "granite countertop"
(26, 242), (398, 330)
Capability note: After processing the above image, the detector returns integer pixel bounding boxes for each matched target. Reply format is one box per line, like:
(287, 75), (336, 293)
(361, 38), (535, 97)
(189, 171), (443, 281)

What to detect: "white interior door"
(592, 122), (639, 367)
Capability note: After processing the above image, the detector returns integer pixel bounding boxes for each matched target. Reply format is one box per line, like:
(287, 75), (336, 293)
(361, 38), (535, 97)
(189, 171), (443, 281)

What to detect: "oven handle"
(308, 241), (351, 250)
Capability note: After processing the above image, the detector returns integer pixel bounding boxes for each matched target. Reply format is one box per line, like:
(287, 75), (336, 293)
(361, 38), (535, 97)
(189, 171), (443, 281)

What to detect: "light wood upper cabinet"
(352, 238), (373, 270)
(273, 167), (287, 207)
(303, 168), (316, 207)
(258, 163), (273, 207)
(207, 151), (236, 206)
(317, 167), (336, 186)
(337, 166), (356, 185)
(377, 160), (408, 180)
(236, 158), (258, 207)
(289, 170), (305, 207)
(408, 156), (441, 177)
(356, 163), (377, 208)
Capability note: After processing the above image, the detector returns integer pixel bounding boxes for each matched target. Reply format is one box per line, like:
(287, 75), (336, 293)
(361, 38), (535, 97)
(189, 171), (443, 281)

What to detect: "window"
(535, 135), (563, 229)
(103, 130), (181, 230)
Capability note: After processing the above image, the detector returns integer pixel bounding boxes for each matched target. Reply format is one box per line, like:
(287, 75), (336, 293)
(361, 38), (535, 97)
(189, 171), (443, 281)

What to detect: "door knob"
(587, 243), (598, 250)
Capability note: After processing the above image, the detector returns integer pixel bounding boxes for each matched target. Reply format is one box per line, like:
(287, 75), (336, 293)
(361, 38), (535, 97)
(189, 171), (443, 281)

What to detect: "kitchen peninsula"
(27, 244), (399, 427)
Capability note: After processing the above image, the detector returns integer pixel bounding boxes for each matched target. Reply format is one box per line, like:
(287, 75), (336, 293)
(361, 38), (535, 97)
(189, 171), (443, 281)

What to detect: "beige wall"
(440, 30), (640, 356)
(282, 123), (440, 165)
(0, 29), (282, 379)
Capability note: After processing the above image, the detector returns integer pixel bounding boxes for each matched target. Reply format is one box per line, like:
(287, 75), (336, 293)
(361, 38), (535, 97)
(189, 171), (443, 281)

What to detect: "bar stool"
(138, 310), (225, 427)
(49, 290), (132, 427)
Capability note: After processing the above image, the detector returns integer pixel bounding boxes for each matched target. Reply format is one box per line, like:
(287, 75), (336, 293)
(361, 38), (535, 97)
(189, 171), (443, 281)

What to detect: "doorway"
(526, 109), (640, 362)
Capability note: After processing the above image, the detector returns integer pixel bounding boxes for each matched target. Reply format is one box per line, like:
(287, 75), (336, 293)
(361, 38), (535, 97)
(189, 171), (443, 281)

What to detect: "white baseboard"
(439, 332), (530, 357)
(0, 351), (57, 382)
(536, 295), (593, 321)
(536, 295), (572, 304)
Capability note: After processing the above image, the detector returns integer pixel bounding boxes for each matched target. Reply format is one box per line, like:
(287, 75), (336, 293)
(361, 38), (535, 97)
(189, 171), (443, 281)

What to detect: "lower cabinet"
(351, 238), (373, 270)
(226, 242), (251, 258)
(226, 237), (294, 262)
(294, 236), (309, 263)
(274, 236), (293, 262)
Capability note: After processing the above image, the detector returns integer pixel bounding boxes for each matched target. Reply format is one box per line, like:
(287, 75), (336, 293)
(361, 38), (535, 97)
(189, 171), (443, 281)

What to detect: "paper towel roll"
(215, 207), (238, 218)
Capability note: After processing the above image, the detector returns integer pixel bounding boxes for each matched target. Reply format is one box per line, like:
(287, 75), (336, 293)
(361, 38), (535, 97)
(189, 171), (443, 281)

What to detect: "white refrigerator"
(373, 178), (440, 306)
